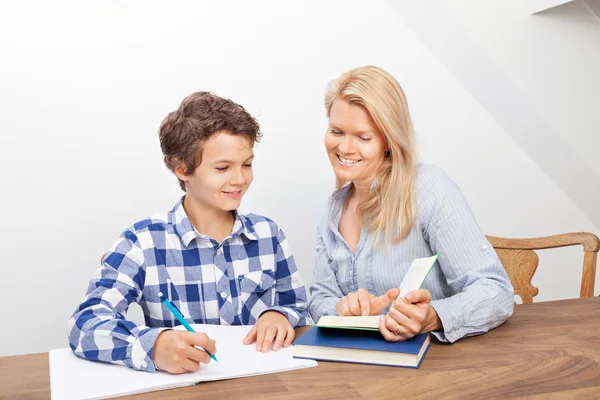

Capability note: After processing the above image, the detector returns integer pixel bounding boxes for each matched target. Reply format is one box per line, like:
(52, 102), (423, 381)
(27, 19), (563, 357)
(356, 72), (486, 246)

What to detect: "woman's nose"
(338, 136), (354, 154)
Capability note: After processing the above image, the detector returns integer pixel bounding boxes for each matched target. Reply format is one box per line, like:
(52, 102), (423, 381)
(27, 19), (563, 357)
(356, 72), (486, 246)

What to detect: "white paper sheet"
(50, 324), (317, 400)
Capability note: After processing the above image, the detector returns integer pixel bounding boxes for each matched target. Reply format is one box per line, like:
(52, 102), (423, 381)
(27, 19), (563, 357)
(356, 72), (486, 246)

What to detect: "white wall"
(437, 0), (600, 217)
(444, 0), (600, 180)
(0, 0), (597, 357)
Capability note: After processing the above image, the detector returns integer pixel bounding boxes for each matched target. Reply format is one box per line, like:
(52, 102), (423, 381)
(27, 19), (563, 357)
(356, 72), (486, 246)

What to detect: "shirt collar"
(234, 213), (260, 241)
(328, 184), (352, 231)
(169, 196), (259, 247)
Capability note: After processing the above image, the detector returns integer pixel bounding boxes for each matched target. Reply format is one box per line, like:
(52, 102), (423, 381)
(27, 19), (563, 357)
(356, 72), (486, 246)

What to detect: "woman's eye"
(359, 136), (371, 142)
(243, 164), (253, 168)
(330, 129), (343, 135)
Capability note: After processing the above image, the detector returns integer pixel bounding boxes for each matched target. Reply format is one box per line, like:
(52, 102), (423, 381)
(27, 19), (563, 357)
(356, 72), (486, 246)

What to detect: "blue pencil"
(158, 291), (218, 363)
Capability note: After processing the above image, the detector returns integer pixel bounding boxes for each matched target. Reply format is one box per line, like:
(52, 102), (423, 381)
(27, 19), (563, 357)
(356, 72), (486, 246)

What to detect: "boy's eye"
(215, 167), (228, 171)
(243, 164), (253, 168)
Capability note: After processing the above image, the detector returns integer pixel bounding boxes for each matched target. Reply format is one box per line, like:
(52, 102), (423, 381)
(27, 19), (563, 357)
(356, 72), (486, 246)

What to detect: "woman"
(308, 66), (514, 343)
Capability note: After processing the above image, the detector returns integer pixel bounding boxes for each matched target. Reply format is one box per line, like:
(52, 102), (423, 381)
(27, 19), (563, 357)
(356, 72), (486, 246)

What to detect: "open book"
(50, 324), (317, 400)
(293, 255), (437, 368)
(316, 254), (439, 330)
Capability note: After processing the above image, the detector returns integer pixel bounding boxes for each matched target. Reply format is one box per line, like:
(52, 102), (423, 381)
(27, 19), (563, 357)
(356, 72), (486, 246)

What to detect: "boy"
(68, 92), (311, 373)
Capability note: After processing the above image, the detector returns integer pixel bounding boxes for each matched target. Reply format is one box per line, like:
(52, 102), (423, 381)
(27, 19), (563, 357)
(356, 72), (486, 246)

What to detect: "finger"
(255, 324), (266, 351)
(393, 298), (428, 322)
(283, 325), (295, 347)
(337, 297), (351, 316)
(356, 288), (371, 316)
(347, 292), (361, 316)
(388, 307), (420, 336)
(370, 293), (394, 315)
(192, 332), (217, 356)
(184, 332), (215, 351)
(180, 357), (201, 372)
(379, 315), (403, 342)
(261, 325), (278, 352)
(181, 333), (217, 363)
(386, 314), (412, 340)
(386, 288), (400, 301)
(243, 324), (258, 345)
(404, 289), (431, 303)
(272, 326), (287, 351)
(184, 344), (212, 364)
(168, 367), (188, 374)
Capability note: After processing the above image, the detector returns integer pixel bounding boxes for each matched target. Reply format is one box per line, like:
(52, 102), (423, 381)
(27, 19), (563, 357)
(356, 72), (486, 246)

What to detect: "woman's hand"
(153, 330), (217, 374)
(243, 311), (294, 352)
(336, 288), (400, 316)
(379, 289), (442, 341)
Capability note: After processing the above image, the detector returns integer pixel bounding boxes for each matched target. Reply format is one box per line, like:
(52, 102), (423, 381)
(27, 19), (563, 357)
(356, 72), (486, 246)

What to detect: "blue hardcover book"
(293, 327), (430, 368)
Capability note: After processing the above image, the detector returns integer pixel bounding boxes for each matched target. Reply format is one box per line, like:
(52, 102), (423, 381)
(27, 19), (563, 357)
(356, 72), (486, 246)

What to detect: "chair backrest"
(486, 232), (600, 304)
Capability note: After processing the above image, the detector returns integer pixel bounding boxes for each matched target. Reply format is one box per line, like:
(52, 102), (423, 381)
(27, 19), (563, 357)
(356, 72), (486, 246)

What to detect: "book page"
(398, 254), (438, 297)
(316, 315), (380, 330)
(50, 324), (316, 400)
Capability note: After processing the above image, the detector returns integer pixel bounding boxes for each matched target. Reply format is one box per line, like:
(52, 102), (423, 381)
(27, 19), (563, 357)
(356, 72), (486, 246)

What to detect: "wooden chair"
(486, 232), (599, 304)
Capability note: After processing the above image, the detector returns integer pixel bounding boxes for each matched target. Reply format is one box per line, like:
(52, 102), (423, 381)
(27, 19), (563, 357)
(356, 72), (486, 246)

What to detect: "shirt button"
(217, 248), (223, 255)
(220, 292), (227, 299)
(482, 244), (489, 250)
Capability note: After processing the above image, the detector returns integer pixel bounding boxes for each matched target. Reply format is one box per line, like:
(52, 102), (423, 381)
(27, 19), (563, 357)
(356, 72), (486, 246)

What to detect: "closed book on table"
(293, 327), (430, 368)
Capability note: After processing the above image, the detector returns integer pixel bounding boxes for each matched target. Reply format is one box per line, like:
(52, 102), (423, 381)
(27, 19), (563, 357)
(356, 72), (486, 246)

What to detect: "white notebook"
(50, 324), (317, 400)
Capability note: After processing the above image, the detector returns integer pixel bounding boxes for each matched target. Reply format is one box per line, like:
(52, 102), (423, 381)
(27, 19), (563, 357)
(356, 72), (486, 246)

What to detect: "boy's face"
(179, 131), (254, 213)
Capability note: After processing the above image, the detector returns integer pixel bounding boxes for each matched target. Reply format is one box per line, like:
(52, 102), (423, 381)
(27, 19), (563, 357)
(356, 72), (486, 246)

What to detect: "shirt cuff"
(128, 327), (169, 372)
(263, 306), (311, 327)
(429, 299), (463, 343)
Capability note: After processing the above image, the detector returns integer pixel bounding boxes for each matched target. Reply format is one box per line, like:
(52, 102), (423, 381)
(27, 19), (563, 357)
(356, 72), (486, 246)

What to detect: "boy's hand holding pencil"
(153, 291), (218, 374)
(153, 329), (217, 374)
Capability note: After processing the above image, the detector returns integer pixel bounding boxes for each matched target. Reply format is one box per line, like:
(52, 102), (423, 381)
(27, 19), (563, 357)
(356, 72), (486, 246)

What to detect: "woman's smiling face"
(325, 98), (387, 185)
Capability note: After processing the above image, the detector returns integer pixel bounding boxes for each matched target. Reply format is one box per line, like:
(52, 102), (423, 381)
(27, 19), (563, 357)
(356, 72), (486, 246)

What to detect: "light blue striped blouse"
(308, 163), (514, 342)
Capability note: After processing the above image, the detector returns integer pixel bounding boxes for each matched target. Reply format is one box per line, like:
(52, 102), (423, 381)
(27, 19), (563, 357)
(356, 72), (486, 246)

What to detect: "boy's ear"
(172, 159), (190, 182)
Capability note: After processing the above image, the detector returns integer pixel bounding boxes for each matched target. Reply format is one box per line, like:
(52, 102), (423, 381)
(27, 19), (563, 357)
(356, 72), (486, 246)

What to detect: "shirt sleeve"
(67, 230), (166, 372)
(266, 228), (313, 327)
(420, 166), (515, 342)
(308, 223), (345, 323)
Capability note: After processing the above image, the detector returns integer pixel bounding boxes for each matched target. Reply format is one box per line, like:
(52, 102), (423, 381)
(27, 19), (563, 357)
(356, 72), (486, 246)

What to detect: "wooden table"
(2, 297), (600, 399)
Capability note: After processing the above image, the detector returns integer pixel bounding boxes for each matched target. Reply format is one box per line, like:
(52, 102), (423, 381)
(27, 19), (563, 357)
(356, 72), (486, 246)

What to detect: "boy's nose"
(230, 169), (246, 185)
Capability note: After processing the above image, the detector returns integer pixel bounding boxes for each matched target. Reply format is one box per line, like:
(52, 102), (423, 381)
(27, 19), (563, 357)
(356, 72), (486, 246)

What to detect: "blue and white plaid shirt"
(68, 197), (311, 372)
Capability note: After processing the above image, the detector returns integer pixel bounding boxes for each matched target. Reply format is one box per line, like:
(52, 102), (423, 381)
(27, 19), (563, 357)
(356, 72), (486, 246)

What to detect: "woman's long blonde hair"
(325, 65), (417, 245)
